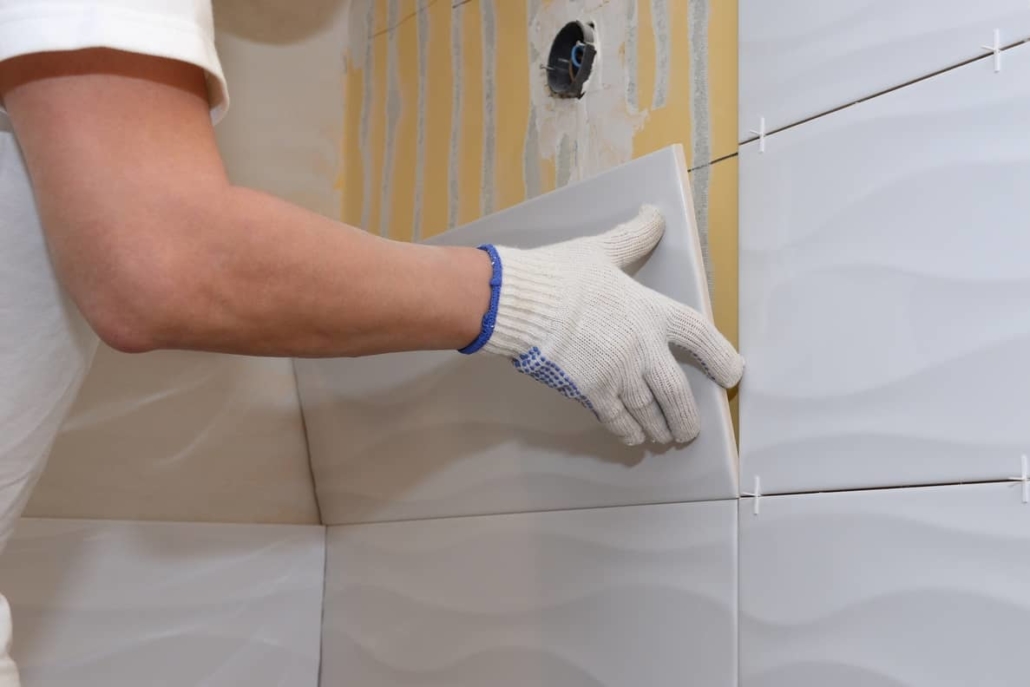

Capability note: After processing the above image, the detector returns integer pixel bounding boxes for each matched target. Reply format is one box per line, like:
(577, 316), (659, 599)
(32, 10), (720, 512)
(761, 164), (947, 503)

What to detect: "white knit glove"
(460, 205), (744, 446)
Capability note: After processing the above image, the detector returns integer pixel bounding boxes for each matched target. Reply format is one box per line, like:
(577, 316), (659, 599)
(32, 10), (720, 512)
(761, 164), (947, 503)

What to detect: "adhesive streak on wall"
(457, 1), (484, 228)
(393, 2), (421, 241)
(494, 1), (530, 213)
(480, 0), (497, 216)
(422, 0), (452, 238)
(413, 0), (429, 241)
(367, 30), (387, 236)
(448, 0), (463, 229)
(625, 0), (639, 112)
(379, 0), (401, 237)
(651, 0), (671, 109)
(522, 0), (543, 201)
(688, 0), (712, 291)
(356, 0), (374, 230)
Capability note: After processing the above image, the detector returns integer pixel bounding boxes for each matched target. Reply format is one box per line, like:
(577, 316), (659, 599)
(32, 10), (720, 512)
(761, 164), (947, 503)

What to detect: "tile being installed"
(0, 518), (324, 687)
(740, 0), (1030, 139)
(739, 42), (1030, 494)
(740, 483), (1030, 686)
(295, 146), (737, 525)
(322, 500), (737, 687)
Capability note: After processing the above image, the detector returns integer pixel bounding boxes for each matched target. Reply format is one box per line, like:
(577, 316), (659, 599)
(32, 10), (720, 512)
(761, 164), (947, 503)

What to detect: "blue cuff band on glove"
(458, 244), (502, 355)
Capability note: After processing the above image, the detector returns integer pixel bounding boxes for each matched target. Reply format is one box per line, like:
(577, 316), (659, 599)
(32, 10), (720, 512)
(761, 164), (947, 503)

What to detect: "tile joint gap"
(739, 38), (1030, 147)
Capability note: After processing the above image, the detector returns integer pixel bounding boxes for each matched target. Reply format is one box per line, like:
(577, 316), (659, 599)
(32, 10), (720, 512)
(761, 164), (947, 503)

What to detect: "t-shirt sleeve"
(0, 0), (229, 123)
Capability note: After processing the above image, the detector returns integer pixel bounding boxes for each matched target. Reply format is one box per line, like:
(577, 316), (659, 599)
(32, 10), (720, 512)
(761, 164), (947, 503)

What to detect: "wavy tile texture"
(739, 43), (1030, 494)
(0, 518), (324, 687)
(27, 347), (319, 524)
(296, 146), (738, 525)
(739, 0), (1030, 137)
(739, 483), (1030, 686)
(322, 500), (737, 687)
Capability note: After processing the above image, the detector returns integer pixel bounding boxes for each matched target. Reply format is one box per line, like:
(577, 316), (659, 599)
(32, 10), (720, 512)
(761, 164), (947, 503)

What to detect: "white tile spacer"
(1009, 454), (1029, 504)
(749, 116), (766, 153)
(982, 28), (1002, 73)
(741, 475), (762, 516)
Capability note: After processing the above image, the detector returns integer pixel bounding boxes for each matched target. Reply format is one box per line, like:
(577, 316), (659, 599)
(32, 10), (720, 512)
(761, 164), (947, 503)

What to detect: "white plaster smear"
(527, 0), (651, 187)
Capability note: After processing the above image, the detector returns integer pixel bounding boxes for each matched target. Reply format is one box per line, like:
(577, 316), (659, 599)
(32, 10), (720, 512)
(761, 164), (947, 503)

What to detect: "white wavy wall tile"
(739, 42), (1030, 494)
(740, 0), (1030, 138)
(295, 146), (737, 525)
(0, 518), (324, 687)
(27, 348), (319, 524)
(322, 500), (737, 687)
(740, 483), (1030, 686)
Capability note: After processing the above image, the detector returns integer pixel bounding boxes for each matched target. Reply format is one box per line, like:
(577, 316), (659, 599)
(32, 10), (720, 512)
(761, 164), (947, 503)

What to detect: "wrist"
(461, 245), (562, 358)
(458, 245), (502, 354)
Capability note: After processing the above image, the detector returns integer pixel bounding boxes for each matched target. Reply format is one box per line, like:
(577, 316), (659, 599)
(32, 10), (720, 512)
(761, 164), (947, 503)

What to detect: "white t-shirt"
(0, 2), (229, 683)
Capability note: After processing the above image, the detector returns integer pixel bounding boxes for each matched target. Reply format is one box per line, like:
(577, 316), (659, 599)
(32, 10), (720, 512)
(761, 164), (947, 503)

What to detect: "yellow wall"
(341, 0), (738, 383)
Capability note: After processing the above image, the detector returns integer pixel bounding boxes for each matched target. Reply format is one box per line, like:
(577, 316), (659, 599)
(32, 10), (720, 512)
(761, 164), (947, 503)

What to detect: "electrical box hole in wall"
(546, 20), (596, 98)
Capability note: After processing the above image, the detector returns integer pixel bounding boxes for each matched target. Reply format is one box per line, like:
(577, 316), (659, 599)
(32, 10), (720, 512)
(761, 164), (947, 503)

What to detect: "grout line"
(325, 496), (740, 527)
(290, 359), (325, 525)
(740, 38), (1030, 146)
(326, 475), (1027, 528)
(753, 476), (1013, 499)
(734, 499), (742, 686)
(689, 151), (737, 172)
(315, 526), (328, 686)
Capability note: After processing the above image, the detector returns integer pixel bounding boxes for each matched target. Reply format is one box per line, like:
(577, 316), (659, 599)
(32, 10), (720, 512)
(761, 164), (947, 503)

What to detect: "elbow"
(75, 246), (187, 355)
(45, 181), (232, 354)
(88, 305), (162, 354)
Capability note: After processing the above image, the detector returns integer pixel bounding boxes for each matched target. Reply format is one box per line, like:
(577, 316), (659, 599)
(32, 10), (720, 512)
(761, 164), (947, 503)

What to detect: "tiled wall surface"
(740, 42), (1030, 495)
(323, 501), (737, 687)
(739, 0), (1030, 139)
(1, 519), (324, 686)
(739, 483), (1030, 686)
(738, 4), (1030, 686)
(14, 2), (1030, 686)
(26, 350), (318, 525)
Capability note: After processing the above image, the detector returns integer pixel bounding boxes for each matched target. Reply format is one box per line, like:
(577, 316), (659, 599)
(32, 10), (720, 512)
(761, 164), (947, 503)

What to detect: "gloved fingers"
(595, 204), (666, 270)
(645, 357), (701, 444)
(665, 301), (744, 388)
(594, 396), (647, 446)
(621, 380), (673, 443)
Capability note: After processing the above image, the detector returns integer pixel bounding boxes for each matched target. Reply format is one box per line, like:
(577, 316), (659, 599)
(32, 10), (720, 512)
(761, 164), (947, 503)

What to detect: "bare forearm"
(152, 186), (491, 357)
(0, 49), (489, 357)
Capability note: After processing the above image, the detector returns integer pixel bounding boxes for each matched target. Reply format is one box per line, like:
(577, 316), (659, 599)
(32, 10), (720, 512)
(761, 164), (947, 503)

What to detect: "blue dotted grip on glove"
(513, 347), (597, 417)
(459, 244), (503, 355)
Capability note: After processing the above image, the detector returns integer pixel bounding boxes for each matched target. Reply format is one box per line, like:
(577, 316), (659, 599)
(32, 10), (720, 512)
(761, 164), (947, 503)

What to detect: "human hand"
(461, 205), (743, 445)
